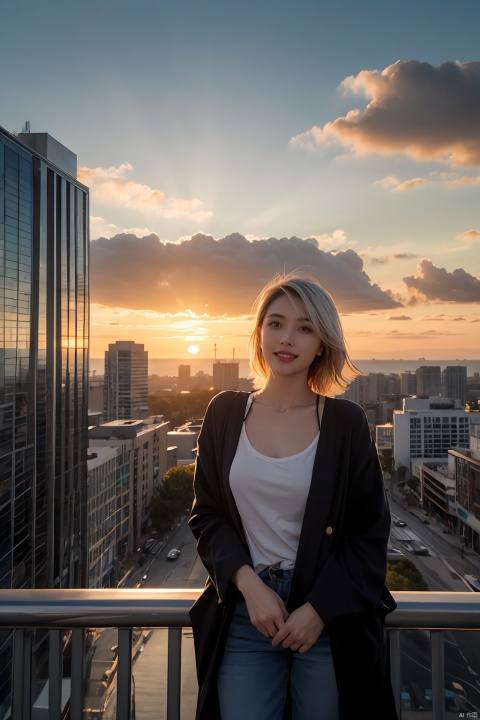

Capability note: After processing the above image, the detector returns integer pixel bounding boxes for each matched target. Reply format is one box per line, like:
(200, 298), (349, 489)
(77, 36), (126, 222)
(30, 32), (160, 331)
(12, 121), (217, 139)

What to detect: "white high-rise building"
(104, 341), (148, 421)
(393, 396), (470, 472)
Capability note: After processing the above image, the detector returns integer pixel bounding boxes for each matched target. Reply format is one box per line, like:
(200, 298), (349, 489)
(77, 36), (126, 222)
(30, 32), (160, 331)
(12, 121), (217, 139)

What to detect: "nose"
(280, 329), (294, 346)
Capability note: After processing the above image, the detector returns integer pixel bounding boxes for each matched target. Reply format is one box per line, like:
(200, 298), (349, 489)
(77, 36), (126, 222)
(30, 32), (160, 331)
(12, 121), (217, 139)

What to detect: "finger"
(271, 627), (289, 647)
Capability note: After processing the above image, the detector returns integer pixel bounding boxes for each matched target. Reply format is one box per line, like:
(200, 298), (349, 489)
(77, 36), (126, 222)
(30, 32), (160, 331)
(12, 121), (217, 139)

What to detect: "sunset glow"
(4, 1), (479, 364)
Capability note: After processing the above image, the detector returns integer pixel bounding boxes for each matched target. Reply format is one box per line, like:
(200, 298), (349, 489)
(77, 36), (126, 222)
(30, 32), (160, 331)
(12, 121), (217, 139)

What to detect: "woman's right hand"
(231, 565), (289, 637)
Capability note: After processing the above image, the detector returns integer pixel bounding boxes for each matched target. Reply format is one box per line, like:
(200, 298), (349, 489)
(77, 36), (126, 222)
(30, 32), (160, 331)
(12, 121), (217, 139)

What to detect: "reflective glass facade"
(0, 128), (89, 712)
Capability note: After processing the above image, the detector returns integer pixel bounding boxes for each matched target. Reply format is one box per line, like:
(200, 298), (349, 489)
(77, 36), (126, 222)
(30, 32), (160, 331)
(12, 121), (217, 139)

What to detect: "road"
(388, 492), (480, 713)
(100, 499), (480, 718)
(102, 517), (206, 720)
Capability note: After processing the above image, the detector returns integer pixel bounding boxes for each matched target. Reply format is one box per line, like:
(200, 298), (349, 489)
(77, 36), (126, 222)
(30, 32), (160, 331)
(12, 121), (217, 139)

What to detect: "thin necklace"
(252, 393), (318, 413)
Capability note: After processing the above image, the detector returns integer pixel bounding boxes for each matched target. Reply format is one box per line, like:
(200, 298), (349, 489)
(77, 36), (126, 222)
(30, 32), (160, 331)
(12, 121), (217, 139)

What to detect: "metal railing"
(1, 589), (480, 720)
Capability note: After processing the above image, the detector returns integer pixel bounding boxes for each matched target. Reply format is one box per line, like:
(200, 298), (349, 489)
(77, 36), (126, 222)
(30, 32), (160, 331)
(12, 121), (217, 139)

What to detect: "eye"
(268, 321), (281, 328)
(298, 325), (313, 333)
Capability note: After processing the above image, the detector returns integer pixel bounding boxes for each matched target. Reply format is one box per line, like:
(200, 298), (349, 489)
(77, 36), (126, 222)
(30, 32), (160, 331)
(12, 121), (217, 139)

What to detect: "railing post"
(389, 629), (402, 719)
(431, 630), (445, 720)
(49, 629), (63, 718)
(167, 627), (182, 720)
(70, 628), (86, 720)
(117, 627), (133, 720)
(12, 629), (31, 720)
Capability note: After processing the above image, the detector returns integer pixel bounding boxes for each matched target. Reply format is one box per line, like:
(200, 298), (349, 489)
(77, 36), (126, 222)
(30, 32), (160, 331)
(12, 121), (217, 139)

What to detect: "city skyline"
(2, 0), (480, 360)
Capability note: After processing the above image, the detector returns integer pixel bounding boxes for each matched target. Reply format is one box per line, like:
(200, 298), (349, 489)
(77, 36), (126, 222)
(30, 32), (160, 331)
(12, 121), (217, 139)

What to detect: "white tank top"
(230, 397), (319, 571)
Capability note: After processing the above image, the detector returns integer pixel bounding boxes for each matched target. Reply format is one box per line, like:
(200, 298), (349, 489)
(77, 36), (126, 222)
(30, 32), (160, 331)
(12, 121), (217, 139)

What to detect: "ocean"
(89, 357), (480, 378)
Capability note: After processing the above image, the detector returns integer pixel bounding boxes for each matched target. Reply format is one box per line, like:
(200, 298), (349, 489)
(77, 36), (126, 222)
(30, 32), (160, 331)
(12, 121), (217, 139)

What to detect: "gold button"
(325, 526), (333, 535)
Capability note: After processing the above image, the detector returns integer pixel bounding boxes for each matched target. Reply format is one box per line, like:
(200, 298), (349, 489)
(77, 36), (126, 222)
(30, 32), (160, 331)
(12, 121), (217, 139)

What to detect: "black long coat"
(189, 391), (398, 720)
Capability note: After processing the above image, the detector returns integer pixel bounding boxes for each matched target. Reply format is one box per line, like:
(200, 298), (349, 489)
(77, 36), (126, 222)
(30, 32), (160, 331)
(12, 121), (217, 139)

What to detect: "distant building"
(87, 446), (130, 588)
(415, 366), (441, 397)
(89, 376), (104, 414)
(213, 360), (239, 391)
(178, 364), (191, 390)
(448, 416), (480, 554)
(442, 366), (467, 407)
(393, 396), (470, 472)
(168, 419), (202, 464)
(342, 373), (399, 405)
(400, 371), (417, 396)
(104, 341), (148, 421)
(88, 416), (169, 548)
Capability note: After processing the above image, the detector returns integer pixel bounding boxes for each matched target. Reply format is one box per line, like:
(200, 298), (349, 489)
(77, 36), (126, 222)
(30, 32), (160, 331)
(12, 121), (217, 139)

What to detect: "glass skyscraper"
(0, 127), (89, 713)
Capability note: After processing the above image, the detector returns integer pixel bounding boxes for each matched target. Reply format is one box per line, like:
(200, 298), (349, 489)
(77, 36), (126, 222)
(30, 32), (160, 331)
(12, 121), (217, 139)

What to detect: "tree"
(148, 390), (216, 425)
(386, 558), (428, 591)
(150, 464), (195, 531)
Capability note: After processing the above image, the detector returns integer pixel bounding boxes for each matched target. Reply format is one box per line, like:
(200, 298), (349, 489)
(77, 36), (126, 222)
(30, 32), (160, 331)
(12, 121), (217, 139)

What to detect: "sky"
(2, 0), (480, 362)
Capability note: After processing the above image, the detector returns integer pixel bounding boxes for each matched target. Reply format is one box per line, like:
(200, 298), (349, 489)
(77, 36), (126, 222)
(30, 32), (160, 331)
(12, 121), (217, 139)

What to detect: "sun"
(187, 344), (200, 355)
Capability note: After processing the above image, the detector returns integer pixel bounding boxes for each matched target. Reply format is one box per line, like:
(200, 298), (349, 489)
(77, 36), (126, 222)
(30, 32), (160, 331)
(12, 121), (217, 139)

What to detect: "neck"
(257, 376), (317, 412)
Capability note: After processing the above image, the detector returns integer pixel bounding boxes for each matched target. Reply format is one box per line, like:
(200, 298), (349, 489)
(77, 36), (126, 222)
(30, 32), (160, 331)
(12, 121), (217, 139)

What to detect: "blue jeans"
(218, 567), (339, 720)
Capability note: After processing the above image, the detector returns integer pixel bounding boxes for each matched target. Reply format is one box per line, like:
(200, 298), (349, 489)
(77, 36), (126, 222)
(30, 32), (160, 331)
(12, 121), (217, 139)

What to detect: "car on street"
(410, 540), (429, 556)
(167, 548), (181, 561)
(464, 574), (480, 592)
(391, 514), (407, 527)
(387, 544), (404, 563)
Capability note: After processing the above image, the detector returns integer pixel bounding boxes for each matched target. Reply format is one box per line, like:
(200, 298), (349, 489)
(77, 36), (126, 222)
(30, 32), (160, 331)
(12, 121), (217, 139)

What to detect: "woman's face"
(260, 293), (323, 379)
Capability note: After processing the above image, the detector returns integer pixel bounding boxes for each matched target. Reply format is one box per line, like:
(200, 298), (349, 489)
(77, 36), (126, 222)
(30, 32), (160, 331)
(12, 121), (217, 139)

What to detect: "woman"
(189, 272), (398, 720)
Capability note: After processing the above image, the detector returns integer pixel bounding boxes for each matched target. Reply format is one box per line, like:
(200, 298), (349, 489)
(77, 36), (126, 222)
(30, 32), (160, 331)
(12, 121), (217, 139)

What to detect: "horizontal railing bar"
(0, 590), (479, 629)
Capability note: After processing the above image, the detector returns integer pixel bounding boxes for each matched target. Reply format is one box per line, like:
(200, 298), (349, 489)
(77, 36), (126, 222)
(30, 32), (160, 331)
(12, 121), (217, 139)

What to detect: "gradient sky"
(2, 0), (480, 361)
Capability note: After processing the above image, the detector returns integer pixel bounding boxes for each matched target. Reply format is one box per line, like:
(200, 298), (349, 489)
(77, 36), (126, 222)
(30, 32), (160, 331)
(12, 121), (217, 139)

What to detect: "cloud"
(365, 252), (417, 265)
(304, 229), (358, 249)
(290, 60), (480, 166)
(446, 174), (480, 187)
(388, 315), (411, 321)
(392, 178), (427, 193)
(78, 163), (212, 222)
(90, 232), (401, 315)
(90, 215), (157, 239)
(456, 229), (480, 244)
(404, 259), (480, 302)
(422, 314), (466, 322)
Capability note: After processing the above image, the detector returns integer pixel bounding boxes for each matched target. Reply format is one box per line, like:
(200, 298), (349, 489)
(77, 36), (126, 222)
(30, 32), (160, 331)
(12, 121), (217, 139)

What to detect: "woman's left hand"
(271, 602), (324, 653)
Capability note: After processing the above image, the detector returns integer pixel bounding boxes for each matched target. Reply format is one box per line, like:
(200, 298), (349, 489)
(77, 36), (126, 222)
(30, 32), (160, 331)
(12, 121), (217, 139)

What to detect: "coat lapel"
(220, 391), (251, 549)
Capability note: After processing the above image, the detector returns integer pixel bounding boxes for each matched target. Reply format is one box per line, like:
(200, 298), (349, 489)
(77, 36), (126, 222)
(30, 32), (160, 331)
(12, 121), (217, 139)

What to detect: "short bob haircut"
(249, 272), (360, 396)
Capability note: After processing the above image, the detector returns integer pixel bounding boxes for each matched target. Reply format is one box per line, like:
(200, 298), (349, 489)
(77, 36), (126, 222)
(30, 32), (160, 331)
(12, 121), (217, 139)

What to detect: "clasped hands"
(232, 566), (324, 654)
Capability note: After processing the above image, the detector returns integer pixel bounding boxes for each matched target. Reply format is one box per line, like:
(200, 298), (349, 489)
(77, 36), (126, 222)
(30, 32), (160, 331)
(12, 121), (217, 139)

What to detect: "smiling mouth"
(275, 352), (297, 359)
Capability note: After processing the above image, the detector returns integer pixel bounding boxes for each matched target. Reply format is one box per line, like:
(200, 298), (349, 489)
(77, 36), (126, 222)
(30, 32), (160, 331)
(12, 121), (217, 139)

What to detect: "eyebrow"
(266, 313), (312, 323)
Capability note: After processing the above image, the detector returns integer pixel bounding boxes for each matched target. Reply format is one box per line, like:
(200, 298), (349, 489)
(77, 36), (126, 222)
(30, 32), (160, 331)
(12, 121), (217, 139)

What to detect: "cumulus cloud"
(388, 315), (412, 321)
(404, 259), (480, 302)
(78, 163), (212, 222)
(290, 60), (480, 166)
(91, 215), (157, 239)
(90, 232), (401, 315)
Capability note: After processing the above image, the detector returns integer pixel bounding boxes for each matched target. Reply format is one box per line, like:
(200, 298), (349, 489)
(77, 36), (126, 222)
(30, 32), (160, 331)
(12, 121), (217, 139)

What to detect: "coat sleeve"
(188, 393), (252, 603)
(305, 406), (393, 624)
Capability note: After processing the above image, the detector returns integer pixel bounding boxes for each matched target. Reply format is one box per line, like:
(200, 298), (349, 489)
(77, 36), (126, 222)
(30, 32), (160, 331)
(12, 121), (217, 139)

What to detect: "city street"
(99, 517), (205, 720)
(388, 489), (480, 712)
(93, 499), (480, 718)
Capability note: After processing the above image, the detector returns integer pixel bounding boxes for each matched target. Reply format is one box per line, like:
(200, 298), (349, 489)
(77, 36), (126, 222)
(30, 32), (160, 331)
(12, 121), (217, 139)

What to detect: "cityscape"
(0, 118), (479, 713)
(2, 0), (480, 717)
